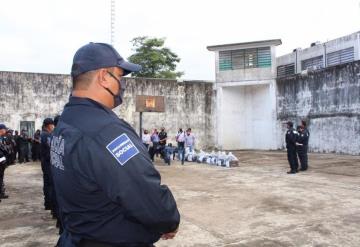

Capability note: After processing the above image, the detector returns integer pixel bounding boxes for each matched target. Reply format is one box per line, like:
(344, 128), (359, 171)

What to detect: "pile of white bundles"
(184, 149), (238, 168)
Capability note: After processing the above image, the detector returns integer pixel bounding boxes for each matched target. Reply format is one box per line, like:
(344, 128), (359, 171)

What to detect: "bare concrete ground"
(0, 150), (359, 247)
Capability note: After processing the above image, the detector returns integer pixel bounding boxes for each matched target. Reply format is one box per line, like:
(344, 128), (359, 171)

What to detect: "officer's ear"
(97, 69), (111, 88)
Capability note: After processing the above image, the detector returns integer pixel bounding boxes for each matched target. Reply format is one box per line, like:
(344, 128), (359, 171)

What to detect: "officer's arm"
(83, 128), (180, 234)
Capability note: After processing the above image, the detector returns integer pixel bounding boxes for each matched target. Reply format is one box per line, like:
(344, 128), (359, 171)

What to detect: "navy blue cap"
(0, 124), (7, 130)
(71, 42), (141, 77)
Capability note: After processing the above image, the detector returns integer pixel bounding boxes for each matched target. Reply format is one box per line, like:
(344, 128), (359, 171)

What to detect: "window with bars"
(301, 56), (324, 70)
(219, 50), (232, 71)
(277, 63), (295, 78)
(327, 47), (354, 67)
(219, 47), (271, 71)
(257, 47), (272, 67)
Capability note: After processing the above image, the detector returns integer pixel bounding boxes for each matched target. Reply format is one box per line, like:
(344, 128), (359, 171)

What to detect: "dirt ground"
(0, 150), (359, 247)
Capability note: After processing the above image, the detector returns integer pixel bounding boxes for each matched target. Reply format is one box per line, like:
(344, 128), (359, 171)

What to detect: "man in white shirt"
(142, 129), (151, 150)
(176, 128), (185, 165)
(185, 128), (195, 153)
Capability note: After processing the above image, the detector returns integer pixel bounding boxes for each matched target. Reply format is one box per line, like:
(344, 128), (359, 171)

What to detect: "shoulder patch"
(106, 133), (139, 166)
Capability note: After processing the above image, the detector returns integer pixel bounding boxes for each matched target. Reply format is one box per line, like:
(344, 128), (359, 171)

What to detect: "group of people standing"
(0, 125), (43, 202)
(285, 120), (310, 174)
(0, 117), (62, 233)
(142, 127), (196, 165)
(0, 129), (42, 165)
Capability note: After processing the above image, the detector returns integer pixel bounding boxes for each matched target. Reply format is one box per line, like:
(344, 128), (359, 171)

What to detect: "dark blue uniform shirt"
(285, 128), (297, 149)
(51, 97), (180, 246)
(41, 131), (52, 173)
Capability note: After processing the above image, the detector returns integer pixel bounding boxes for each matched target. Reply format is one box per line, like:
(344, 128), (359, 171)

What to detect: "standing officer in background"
(296, 120), (310, 171)
(0, 124), (10, 201)
(285, 121), (298, 174)
(51, 42), (180, 247)
(14, 130), (20, 162)
(40, 118), (55, 211)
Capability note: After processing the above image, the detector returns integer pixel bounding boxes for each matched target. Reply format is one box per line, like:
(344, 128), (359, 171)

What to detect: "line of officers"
(0, 128), (41, 165)
(0, 125), (38, 201)
(285, 120), (310, 174)
(0, 117), (61, 235)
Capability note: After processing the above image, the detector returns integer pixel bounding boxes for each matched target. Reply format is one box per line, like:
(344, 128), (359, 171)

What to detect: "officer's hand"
(161, 228), (178, 240)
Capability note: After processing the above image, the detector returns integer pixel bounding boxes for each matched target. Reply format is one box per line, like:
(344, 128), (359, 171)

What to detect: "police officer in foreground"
(285, 121), (298, 174)
(51, 42), (180, 247)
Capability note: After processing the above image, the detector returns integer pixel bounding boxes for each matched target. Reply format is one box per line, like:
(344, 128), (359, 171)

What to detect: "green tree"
(128, 36), (183, 79)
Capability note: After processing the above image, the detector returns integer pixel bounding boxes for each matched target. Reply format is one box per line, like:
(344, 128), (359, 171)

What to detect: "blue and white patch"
(106, 133), (139, 166)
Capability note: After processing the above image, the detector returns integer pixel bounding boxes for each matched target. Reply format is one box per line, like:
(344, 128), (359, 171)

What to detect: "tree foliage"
(128, 36), (183, 79)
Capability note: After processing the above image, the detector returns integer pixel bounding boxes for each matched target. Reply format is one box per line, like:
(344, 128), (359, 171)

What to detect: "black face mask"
(104, 71), (126, 108)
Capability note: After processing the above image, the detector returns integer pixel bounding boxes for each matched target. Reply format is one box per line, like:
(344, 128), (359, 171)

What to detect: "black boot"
(0, 193), (9, 199)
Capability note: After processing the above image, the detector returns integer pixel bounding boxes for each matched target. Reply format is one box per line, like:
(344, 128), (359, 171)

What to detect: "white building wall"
(219, 81), (277, 150)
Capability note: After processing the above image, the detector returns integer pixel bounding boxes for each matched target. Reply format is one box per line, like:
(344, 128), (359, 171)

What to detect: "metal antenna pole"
(110, 0), (115, 46)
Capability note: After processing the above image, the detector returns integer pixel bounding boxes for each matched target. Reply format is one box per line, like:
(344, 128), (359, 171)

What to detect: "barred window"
(257, 47), (272, 67)
(277, 63), (295, 78)
(219, 47), (271, 71)
(327, 47), (354, 67)
(232, 49), (245, 69)
(301, 56), (323, 70)
(219, 50), (232, 71)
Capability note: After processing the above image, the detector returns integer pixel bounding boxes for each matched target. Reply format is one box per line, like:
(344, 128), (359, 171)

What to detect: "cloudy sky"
(1, 0), (359, 80)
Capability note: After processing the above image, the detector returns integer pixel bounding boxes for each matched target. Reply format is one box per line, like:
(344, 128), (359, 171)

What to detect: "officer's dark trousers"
(41, 163), (53, 209)
(0, 164), (6, 195)
(177, 142), (185, 165)
(32, 143), (41, 161)
(19, 147), (29, 163)
(297, 147), (308, 170)
(11, 150), (17, 164)
(287, 147), (298, 172)
(149, 143), (159, 161)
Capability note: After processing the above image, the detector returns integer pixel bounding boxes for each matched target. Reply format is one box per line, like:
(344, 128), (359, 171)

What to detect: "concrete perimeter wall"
(0, 71), (215, 149)
(276, 61), (360, 155)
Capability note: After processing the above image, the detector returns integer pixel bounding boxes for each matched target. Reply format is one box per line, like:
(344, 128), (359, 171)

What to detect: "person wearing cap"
(0, 124), (10, 200)
(285, 121), (299, 174)
(296, 120), (310, 171)
(32, 129), (41, 161)
(51, 43), (180, 247)
(40, 118), (55, 211)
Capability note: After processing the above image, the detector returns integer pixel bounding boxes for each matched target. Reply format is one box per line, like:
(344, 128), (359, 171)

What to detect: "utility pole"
(110, 0), (115, 46)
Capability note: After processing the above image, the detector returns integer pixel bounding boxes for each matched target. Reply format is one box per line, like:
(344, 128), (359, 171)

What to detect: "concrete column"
(216, 86), (223, 149)
(355, 33), (360, 61)
(269, 79), (278, 149)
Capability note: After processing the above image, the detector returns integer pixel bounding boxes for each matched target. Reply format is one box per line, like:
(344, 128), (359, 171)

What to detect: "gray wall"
(0, 71), (71, 132)
(118, 78), (215, 149)
(0, 71), (215, 149)
(276, 61), (360, 155)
